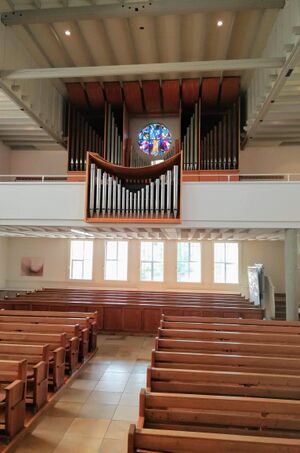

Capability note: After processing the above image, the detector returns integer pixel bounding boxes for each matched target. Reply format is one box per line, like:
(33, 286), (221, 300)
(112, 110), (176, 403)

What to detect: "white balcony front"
(0, 179), (299, 228)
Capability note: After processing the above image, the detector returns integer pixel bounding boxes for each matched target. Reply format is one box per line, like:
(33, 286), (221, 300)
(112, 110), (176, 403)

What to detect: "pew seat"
(0, 344), (50, 411)
(0, 360), (27, 439)
(0, 332), (66, 390)
(0, 322), (80, 373)
(147, 367), (300, 399)
(128, 425), (300, 453)
(138, 390), (300, 438)
(151, 349), (300, 375)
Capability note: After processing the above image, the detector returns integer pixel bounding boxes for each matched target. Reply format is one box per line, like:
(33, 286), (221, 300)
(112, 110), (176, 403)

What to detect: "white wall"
(5, 237), (285, 294)
(0, 238), (8, 288)
(10, 149), (68, 175)
(240, 145), (300, 174)
(0, 141), (11, 174)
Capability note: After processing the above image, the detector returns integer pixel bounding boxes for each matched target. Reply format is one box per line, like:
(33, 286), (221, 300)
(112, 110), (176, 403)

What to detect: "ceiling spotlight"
(217, 20), (223, 27)
(64, 30), (71, 36)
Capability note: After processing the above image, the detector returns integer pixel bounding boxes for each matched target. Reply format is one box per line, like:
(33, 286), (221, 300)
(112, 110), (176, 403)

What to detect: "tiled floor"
(13, 335), (154, 453)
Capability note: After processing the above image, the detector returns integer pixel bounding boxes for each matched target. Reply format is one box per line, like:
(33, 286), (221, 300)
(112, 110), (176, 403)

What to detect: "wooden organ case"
(85, 152), (182, 223)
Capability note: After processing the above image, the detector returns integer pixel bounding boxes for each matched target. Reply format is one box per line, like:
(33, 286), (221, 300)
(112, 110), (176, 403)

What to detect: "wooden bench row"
(128, 315), (300, 452)
(0, 309), (97, 442)
(0, 299), (264, 333)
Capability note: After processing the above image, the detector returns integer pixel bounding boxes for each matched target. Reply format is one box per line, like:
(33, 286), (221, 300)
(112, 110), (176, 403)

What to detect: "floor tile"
(104, 420), (131, 440)
(95, 380), (127, 392)
(99, 438), (127, 453)
(79, 402), (117, 419)
(13, 433), (58, 453)
(113, 405), (139, 422)
(70, 379), (99, 390)
(65, 418), (110, 439)
(119, 392), (140, 406)
(45, 401), (82, 418)
(54, 433), (102, 453)
(59, 388), (92, 403)
(86, 391), (122, 405)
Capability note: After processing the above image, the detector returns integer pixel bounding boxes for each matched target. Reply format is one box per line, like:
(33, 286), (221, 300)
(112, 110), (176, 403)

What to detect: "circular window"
(138, 123), (172, 157)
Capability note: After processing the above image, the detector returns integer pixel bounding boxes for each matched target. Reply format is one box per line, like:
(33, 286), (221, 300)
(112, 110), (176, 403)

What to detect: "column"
(284, 229), (298, 321)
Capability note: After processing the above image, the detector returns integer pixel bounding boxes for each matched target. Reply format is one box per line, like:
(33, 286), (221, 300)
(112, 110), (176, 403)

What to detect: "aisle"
(13, 335), (154, 453)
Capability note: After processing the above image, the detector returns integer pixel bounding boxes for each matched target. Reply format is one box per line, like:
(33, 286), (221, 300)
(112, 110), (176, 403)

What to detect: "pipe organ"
(200, 102), (239, 170)
(181, 102), (200, 171)
(86, 152), (181, 223)
(68, 105), (103, 171)
(130, 145), (175, 168)
(104, 104), (123, 166)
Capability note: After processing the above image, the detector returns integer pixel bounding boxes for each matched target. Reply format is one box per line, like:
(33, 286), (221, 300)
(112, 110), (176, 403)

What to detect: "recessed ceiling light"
(65, 30), (71, 36)
(217, 20), (223, 27)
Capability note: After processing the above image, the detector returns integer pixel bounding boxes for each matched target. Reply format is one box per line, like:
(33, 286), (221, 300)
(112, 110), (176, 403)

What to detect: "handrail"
(1, 173), (300, 183)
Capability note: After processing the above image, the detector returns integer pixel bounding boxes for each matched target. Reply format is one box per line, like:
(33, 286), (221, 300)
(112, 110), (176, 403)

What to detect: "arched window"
(138, 123), (172, 157)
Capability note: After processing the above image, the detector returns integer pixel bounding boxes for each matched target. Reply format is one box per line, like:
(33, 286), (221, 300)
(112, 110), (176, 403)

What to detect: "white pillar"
(284, 229), (298, 321)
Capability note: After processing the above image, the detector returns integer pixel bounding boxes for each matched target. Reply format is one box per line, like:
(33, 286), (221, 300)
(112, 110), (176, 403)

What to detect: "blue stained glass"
(138, 123), (172, 157)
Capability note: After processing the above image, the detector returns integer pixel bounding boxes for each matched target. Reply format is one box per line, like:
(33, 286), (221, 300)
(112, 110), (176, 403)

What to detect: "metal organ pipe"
(89, 163), (96, 217)
(88, 157), (181, 221)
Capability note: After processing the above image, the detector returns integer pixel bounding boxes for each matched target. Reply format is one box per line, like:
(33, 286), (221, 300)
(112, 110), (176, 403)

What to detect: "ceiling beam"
(1, 58), (284, 80)
(1, 1), (285, 25)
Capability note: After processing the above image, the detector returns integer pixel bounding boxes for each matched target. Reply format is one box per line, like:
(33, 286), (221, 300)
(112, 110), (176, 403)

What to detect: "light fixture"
(217, 20), (223, 27)
(71, 229), (94, 237)
(64, 30), (71, 36)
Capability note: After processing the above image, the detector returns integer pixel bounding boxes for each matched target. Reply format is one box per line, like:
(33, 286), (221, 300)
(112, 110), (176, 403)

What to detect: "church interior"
(0, 0), (300, 451)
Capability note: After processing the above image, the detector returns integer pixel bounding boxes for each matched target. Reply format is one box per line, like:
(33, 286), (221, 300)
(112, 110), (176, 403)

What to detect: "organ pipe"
(199, 101), (239, 171)
(86, 153), (181, 222)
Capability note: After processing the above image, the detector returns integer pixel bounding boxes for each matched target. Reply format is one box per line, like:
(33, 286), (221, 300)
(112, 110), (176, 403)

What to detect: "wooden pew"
(151, 349), (300, 375)
(0, 310), (98, 351)
(0, 360), (27, 439)
(138, 389), (300, 438)
(160, 320), (300, 335)
(0, 344), (49, 411)
(0, 316), (89, 360)
(162, 315), (300, 328)
(155, 337), (300, 358)
(146, 367), (300, 399)
(0, 323), (79, 374)
(158, 328), (300, 345)
(0, 332), (65, 390)
(127, 425), (300, 453)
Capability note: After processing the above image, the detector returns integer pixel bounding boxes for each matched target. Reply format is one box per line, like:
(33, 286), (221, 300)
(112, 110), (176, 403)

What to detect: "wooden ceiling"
(66, 77), (240, 114)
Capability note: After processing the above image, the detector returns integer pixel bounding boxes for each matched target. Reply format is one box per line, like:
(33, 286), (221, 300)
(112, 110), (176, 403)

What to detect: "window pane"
(214, 243), (225, 263)
(189, 261), (200, 282)
(177, 261), (189, 282)
(141, 262), (152, 281)
(226, 263), (239, 284)
(225, 243), (238, 264)
(83, 259), (93, 280)
(105, 261), (117, 280)
(153, 242), (163, 262)
(141, 242), (152, 261)
(178, 242), (189, 262)
(71, 260), (83, 279)
(153, 262), (163, 281)
(71, 241), (84, 260)
(190, 242), (200, 262)
(117, 260), (127, 281)
(106, 241), (117, 260)
(214, 262), (225, 283)
(84, 241), (94, 260)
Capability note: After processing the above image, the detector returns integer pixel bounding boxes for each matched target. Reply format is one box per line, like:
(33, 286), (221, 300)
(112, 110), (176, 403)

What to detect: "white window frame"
(104, 240), (128, 281)
(177, 242), (201, 283)
(140, 241), (164, 282)
(214, 242), (239, 284)
(69, 240), (93, 280)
